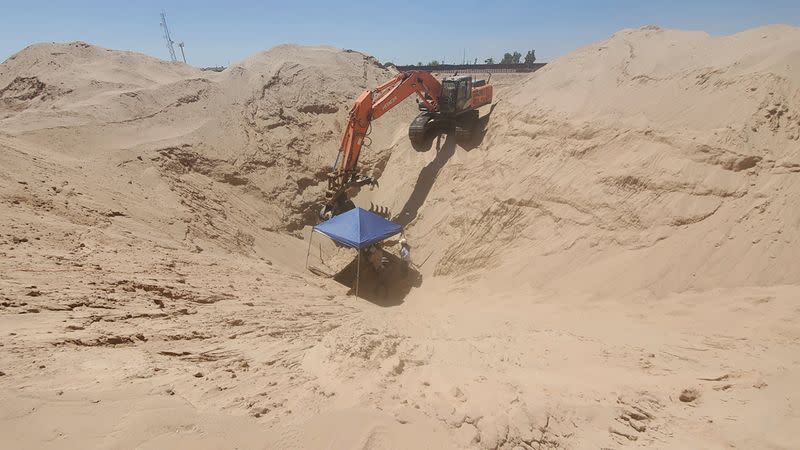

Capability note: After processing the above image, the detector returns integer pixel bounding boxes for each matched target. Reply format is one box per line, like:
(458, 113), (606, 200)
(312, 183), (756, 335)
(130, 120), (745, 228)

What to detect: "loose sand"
(1, 26), (799, 449)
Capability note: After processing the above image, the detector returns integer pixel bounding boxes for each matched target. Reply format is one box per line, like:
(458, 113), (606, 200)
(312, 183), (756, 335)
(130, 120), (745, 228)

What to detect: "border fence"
(394, 62), (546, 74)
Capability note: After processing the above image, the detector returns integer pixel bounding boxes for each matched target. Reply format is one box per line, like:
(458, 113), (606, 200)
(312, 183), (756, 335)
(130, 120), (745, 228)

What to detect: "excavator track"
(408, 112), (433, 151)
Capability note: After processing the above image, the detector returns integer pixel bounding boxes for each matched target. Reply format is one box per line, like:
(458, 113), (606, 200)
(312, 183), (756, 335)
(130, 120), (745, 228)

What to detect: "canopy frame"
(305, 208), (402, 298)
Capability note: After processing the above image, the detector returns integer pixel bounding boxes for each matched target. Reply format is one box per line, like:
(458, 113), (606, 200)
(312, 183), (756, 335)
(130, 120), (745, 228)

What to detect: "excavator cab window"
(440, 76), (473, 114)
(441, 80), (458, 113)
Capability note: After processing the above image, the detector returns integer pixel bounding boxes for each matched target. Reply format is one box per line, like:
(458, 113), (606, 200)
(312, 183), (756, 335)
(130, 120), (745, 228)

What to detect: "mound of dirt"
(0, 41), (200, 91)
(370, 24), (800, 297)
(0, 42), (416, 250)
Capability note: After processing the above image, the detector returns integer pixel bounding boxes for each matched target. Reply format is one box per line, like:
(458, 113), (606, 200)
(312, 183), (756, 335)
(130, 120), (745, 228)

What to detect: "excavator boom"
(338, 71), (442, 174)
(321, 70), (492, 219)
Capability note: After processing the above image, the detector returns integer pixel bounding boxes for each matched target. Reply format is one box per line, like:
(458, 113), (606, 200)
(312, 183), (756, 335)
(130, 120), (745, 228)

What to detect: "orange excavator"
(320, 70), (493, 218)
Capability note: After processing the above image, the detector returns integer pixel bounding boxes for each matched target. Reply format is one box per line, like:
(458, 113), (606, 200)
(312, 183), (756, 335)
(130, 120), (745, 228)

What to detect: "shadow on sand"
(460, 102), (497, 151)
(393, 103), (497, 227)
(333, 251), (422, 307)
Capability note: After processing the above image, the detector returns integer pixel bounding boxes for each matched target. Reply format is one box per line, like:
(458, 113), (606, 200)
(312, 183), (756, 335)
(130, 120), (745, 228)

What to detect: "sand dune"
(1, 26), (799, 449)
(372, 25), (800, 296)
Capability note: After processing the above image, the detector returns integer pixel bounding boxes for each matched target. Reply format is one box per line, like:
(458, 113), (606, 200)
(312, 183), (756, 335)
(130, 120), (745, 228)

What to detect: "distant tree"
(484, 57), (494, 64)
(500, 51), (521, 64)
(417, 62), (422, 66)
(524, 50), (536, 66)
(427, 60), (440, 66)
(383, 61), (395, 67)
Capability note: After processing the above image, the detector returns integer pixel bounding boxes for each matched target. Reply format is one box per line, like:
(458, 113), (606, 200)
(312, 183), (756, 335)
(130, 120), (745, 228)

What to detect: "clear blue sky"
(1, 0), (798, 68)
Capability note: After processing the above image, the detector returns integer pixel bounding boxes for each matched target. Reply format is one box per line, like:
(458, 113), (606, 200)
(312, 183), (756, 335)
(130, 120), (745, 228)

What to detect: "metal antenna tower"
(177, 42), (187, 63)
(159, 11), (178, 62)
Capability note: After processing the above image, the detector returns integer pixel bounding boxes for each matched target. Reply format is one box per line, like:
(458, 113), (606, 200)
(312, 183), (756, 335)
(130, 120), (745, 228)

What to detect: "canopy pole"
(305, 228), (315, 269)
(355, 250), (361, 298)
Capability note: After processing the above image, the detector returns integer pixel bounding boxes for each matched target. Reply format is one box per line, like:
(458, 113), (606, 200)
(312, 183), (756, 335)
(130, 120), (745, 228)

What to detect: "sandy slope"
(373, 25), (800, 296)
(2, 26), (800, 449)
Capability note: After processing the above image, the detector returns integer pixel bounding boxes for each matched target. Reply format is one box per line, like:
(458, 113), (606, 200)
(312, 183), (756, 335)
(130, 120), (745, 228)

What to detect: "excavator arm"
(322, 71), (443, 217)
(337, 70), (442, 174)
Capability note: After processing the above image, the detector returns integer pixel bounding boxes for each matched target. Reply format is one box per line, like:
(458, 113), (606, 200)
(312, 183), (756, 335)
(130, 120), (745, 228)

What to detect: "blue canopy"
(314, 208), (401, 249)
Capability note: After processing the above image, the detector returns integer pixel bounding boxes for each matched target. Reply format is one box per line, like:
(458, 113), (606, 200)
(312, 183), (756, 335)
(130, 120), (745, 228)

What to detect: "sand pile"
(0, 41), (202, 127)
(0, 41), (424, 448)
(371, 25), (800, 297)
(2, 26), (800, 450)
(1, 42), (416, 254)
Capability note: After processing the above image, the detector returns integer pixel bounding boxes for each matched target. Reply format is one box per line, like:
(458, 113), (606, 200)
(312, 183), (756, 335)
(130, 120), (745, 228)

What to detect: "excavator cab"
(438, 76), (473, 114)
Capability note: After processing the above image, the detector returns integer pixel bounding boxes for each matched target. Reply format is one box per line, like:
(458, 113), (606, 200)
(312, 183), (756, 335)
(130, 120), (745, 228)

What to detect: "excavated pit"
(2, 27), (800, 449)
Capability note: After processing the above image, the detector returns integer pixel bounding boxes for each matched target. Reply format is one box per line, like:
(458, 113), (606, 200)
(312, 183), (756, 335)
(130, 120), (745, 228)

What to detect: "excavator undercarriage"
(408, 108), (480, 150)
